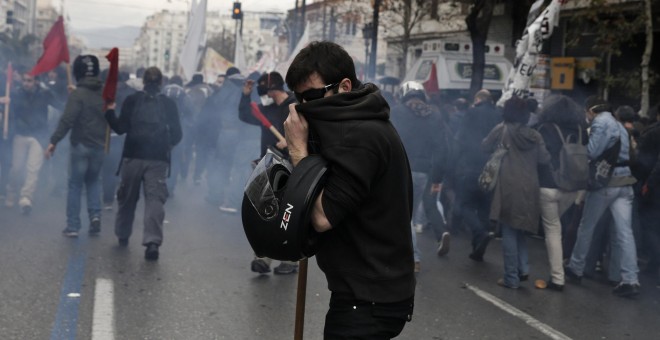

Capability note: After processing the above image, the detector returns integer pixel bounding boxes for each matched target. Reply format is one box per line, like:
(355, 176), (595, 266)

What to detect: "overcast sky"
(59, 0), (297, 30)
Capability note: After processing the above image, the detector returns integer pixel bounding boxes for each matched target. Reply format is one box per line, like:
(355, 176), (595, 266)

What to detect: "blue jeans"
(411, 172), (428, 262)
(501, 223), (529, 288)
(568, 186), (639, 284)
(65, 143), (104, 232)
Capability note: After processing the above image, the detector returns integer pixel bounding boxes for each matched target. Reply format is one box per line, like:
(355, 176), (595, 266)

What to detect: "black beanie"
(73, 55), (100, 81)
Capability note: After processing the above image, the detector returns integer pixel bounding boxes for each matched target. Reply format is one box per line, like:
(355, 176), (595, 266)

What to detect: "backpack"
(130, 92), (169, 145)
(551, 124), (589, 191)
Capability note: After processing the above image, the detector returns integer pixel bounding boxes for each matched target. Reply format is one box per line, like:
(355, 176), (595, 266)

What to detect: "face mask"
(260, 95), (274, 106)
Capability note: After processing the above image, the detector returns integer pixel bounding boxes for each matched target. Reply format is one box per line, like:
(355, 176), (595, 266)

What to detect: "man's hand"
(430, 183), (442, 193)
(44, 143), (56, 160)
(0, 96), (10, 105)
(67, 85), (76, 93)
(243, 79), (254, 95)
(106, 102), (116, 110)
(284, 104), (309, 166)
(276, 139), (288, 150)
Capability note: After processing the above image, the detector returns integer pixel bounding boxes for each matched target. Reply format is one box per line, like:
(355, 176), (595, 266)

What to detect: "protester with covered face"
(46, 55), (105, 237)
(390, 81), (449, 269)
(104, 66), (182, 260)
(238, 71), (299, 275)
(283, 41), (414, 339)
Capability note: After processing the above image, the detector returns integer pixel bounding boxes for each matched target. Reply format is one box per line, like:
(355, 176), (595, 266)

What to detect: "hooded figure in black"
(283, 41), (414, 339)
(104, 67), (182, 261)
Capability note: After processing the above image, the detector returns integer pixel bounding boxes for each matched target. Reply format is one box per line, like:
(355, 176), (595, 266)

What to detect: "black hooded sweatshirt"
(296, 83), (415, 303)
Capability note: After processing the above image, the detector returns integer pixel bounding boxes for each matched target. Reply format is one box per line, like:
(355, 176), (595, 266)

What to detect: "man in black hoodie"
(105, 67), (182, 261)
(284, 41), (414, 338)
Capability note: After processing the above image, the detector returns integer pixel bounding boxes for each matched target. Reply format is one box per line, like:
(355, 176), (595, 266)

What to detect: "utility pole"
(368, 0), (381, 81)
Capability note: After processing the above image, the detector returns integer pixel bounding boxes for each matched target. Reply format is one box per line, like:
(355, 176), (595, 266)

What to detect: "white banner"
(497, 0), (568, 106)
(179, 0), (207, 81)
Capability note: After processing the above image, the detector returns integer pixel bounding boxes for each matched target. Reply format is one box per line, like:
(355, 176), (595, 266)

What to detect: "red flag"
(103, 48), (119, 105)
(423, 62), (440, 95)
(29, 16), (70, 76)
(250, 102), (272, 128)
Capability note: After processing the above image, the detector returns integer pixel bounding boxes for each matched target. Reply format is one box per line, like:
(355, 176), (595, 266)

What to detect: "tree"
(380, 0), (434, 79)
(640, 0), (653, 117)
(465, 0), (496, 98)
(206, 28), (236, 63)
(565, 0), (647, 102)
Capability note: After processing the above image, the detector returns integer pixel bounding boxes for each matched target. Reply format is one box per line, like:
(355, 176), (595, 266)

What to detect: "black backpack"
(130, 92), (169, 145)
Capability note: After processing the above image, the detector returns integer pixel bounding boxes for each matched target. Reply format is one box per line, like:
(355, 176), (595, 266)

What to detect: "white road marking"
(92, 278), (115, 340)
(465, 283), (572, 340)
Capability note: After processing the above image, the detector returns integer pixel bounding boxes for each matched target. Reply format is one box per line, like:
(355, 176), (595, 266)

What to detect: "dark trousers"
(0, 138), (11, 195)
(115, 158), (169, 246)
(455, 175), (491, 251)
(324, 293), (413, 340)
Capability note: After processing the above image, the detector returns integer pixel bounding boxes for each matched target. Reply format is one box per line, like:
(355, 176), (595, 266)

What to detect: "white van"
(403, 39), (513, 96)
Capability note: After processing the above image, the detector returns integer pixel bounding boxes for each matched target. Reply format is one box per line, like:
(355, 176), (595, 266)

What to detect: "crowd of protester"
(1, 53), (659, 298)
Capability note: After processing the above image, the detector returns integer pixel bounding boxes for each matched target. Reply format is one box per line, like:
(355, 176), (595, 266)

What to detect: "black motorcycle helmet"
(242, 151), (328, 261)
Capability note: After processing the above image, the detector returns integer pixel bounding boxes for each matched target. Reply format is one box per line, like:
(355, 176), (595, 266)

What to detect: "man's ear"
(338, 78), (352, 93)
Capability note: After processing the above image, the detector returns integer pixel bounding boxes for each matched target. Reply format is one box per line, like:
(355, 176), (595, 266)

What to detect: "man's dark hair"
(538, 94), (584, 125)
(453, 97), (469, 111)
(169, 75), (183, 86)
(143, 67), (163, 86)
(615, 105), (637, 123)
(285, 41), (358, 91)
(226, 67), (240, 77)
(502, 95), (529, 124)
(526, 98), (539, 113)
(584, 96), (611, 113)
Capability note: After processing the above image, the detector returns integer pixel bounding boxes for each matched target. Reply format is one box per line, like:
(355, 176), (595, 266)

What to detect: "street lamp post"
(362, 22), (373, 80)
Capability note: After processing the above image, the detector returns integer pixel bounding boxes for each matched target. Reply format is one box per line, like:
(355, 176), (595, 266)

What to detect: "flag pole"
(65, 62), (73, 87)
(3, 63), (11, 140)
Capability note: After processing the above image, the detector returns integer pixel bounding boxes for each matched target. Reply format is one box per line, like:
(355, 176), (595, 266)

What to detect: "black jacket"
(455, 100), (501, 179)
(11, 85), (61, 146)
(105, 90), (182, 162)
(238, 92), (296, 157)
(536, 122), (589, 188)
(296, 83), (414, 303)
(390, 101), (446, 183)
(50, 77), (105, 148)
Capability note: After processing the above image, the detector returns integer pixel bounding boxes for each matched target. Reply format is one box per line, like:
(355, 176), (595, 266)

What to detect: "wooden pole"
(65, 62), (73, 87)
(294, 258), (308, 340)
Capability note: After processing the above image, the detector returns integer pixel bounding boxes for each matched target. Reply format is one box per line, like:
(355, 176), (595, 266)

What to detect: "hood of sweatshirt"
(295, 83), (390, 122)
(507, 122), (541, 151)
(77, 76), (103, 91)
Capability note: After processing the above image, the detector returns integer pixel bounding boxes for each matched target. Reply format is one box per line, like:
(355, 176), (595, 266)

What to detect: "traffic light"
(232, 2), (242, 20)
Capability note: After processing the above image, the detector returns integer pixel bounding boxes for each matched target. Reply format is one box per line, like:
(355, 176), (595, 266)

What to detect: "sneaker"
(468, 252), (484, 262)
(413, 223), (423, 234)
(145, 243), (159, 261)
(612, 283), (640, 298)
(564, 266), (582, 284)
(546, 281), (564, 292)
(219, 205), (238, 213)
(89, 217), (101, 235)
(62, 230), (79, 238)
(497, 278), (518, 289)
(436, 232), (451, 256)
(118, 238), (129, 247)
(19, 197), (32, 215)
(519, 274), (529, 282)
(250, 259), (271, 274)
(104, 204), (113, 211)
(274, 262), (299, 275)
